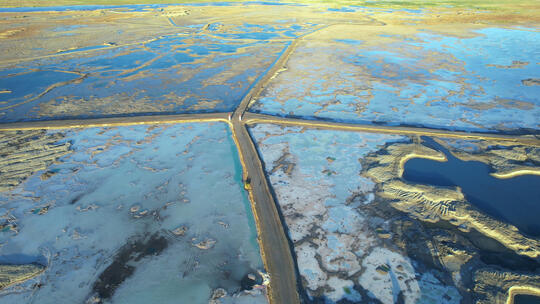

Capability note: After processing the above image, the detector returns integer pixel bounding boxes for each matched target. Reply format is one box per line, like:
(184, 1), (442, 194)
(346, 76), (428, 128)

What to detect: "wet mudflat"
(251, 123), (540, 303)
(0, 3), (318, 123)
(403, 137), (540, 237)
(0, 2), (539, 303)
(250, 124), (464, 303)
(0, 123), (267, 303)
(250, 24), (540, 134)
(0, 37), (283, 122)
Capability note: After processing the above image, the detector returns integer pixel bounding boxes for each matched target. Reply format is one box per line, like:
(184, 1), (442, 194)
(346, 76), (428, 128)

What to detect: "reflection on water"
(251, 27), (540, 133)
(402, 137), (540, 237)
(0, 13), (316, 123)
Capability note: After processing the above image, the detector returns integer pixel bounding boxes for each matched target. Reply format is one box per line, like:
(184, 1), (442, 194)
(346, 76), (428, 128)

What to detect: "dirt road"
(230, 119), (301, 304)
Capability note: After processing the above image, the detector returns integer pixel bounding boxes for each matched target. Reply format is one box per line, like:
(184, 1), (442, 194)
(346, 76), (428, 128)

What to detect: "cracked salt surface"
(251, 124), (461, 303)
(0, 122), (267, 303)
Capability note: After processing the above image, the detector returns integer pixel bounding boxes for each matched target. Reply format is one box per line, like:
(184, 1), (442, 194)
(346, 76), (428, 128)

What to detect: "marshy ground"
(0, 1), (539, 304)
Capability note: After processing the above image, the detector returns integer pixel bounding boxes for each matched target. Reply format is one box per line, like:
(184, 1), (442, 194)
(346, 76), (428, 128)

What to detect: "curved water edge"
(513, 294), (540, 304)
(402, 137), (540, 237)
(508, 286), (540, 304)
(249, 26), (540, 134)
(0, 2), (305, 12)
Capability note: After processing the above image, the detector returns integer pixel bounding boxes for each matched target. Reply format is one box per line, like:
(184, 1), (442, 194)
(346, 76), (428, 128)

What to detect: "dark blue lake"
(515, 294), (540, 304)
(402, 137), (540, 237)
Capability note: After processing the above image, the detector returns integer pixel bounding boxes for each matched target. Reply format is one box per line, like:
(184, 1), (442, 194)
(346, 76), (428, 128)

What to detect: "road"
(230, 119), (301, 304)
(1, 20), (540, 304)
(244, 113), (540, 147)
(5, 111), (538, 146)
(0, 113), (228, 131)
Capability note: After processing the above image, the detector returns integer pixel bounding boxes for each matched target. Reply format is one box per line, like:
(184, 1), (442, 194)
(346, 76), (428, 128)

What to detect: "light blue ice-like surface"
(254, 128), (405, 233)
(327, 7), (356, 12)
(52, 25), (88, 32)
(251, 27), (540, 133)
(251, 125), (400, 193)
(0, 123), (266, 304)
(251, 124), (412, 302)
(251, 125), (461, 303)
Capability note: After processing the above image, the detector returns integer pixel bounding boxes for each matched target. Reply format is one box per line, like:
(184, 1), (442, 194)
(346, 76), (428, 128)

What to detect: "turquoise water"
(52, 25), (88, 32)
(402, 137), (540, 237)
(334, 39), (363, 45)
(327, 7), (355, 12)
(226, 126), (260, 250)
(0, 123), (267, 303)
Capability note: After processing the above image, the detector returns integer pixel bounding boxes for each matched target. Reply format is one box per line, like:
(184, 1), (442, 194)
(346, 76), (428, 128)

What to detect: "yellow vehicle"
(244, 177), (251, 190)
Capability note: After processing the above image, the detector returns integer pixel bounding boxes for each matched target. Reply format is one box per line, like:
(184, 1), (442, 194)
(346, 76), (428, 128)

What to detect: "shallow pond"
(402, 137), (540, 237)
(0, 35), (285, 122)
(515, 294), (540, 304)
(0, 8), (319, 123)
(250, 26), (540, 133)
